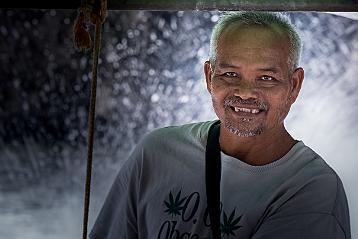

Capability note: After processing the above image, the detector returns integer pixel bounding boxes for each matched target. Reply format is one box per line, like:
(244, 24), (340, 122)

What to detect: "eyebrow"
(217, 63), (280, 74)
(257, 67), (279, 73)
(217, 62), (238, 69)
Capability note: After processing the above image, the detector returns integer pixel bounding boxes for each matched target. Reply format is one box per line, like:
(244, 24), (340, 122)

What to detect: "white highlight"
(234, 107), (260, 113)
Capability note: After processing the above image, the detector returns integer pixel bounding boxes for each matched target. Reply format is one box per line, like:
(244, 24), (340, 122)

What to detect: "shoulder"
(263, 143), (351, 237)
(291, 142), (341, 179)
(139, 120), (218, 149)
(122, 120), (218, 169)
(278, 142), (350, 229)
(294, 143), (345, 204)
(306, 147), (350, 235)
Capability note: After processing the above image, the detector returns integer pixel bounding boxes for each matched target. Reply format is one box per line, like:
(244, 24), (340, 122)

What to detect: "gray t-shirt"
(90, 120), (350, 239)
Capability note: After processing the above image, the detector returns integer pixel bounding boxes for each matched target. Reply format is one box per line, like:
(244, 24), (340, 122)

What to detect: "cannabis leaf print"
(220, 208), (242, 237)
(164, 190), (187, 217)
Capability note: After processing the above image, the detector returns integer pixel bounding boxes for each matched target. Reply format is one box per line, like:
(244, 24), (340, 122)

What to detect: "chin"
(224, 119), (264, 137)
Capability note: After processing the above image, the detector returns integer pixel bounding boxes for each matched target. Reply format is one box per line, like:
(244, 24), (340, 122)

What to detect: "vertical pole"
(82, 20), (102, 239)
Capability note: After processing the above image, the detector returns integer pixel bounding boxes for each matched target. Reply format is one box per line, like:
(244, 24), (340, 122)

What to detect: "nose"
(233, 81), (259, 100)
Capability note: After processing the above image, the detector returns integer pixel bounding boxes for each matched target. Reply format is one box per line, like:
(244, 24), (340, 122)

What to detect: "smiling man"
(204, 14), (304, 166)
(90, 12), (351, 239)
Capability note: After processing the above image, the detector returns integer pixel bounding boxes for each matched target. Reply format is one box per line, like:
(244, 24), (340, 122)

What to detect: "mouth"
(229, 106), (264, 115)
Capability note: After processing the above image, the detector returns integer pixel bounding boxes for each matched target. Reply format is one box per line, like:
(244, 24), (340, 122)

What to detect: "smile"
(231, 107), (261, 114)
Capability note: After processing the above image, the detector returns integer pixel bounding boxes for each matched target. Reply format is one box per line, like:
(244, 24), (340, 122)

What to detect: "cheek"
(268, 95), (292, 122)
(265, 89), (291, 113)
(210, 89), (229, 117)
(211, 92), (225, 113)
(211, 79), (228, 92)
(210, 83), (228, 102)
(264, 85), (291, 103)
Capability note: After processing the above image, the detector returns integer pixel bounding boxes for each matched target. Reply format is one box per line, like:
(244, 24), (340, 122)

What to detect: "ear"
(288, 67), (304, 104)
(204, 60), (212, 94)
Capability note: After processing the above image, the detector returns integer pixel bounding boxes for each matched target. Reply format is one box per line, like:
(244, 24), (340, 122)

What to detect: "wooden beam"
(0, 0), (357, 11)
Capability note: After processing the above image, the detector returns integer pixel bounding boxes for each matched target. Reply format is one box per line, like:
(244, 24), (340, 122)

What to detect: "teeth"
(234, 107), (260, 114)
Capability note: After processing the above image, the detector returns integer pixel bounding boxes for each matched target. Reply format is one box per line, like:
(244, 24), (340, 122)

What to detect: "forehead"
(216, 23), (290, 67)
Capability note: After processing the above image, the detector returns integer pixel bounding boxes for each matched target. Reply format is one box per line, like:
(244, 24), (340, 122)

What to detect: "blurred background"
(0, 9), (357, 238)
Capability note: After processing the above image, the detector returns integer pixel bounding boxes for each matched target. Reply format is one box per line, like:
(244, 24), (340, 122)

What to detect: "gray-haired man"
(90, 12), (350, 239)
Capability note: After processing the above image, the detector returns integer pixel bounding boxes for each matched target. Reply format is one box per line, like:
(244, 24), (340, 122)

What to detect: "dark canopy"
(0, 0), (357, 11)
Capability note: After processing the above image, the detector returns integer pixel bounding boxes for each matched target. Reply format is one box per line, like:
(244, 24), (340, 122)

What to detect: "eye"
(259, 75), (275, 81)
(223, 72), (239, 77)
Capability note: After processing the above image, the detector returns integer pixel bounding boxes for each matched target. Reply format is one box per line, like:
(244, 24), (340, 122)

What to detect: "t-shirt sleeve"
(251, 173), (351, 239)
(89, 143), (143, 239)
(251, 213), (347, 239)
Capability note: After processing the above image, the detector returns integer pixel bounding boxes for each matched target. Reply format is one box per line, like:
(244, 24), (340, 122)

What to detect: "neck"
(219, 124), (297, 166)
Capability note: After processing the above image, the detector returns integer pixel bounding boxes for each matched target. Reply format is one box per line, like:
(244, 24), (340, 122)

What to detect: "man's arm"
(251, 213), (347, 239)
(252, 174), (351, 239)
(89, 144), (143, 239)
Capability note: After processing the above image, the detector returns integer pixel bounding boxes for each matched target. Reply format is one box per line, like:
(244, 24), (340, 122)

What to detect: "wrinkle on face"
(206, 23), (301, 137)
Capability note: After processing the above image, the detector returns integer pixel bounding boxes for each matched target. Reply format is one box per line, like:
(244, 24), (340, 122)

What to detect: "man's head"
(209, 12), (302, 71)
(204, 11), (304, 137)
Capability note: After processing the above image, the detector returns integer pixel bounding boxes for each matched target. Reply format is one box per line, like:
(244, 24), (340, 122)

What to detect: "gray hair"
(209, 11), (302, 70)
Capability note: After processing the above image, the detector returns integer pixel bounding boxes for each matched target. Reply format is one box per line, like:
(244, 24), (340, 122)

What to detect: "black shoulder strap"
(205, 121), (221, 239)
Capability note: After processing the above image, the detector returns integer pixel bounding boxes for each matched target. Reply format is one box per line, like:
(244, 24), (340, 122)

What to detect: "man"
(90, 12), (351, 239)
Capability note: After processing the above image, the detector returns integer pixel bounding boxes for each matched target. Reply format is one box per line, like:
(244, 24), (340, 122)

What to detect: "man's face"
(205, 24), (304, 137)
